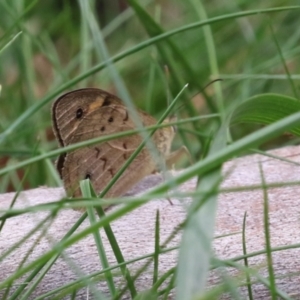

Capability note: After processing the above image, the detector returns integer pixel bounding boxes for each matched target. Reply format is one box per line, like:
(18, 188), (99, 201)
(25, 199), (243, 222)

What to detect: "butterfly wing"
(52, 88), (165, 198)
(52, 88), (123, 146)
(61, 135), (157, 198)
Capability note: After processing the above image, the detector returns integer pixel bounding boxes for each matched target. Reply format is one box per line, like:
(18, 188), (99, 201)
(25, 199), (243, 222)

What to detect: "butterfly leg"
(166, 146), (192, 169)
(157, 146), (190, 206)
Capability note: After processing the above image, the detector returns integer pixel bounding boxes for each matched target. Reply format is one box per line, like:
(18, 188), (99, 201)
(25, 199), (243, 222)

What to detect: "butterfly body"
(52, 88), (176, 198)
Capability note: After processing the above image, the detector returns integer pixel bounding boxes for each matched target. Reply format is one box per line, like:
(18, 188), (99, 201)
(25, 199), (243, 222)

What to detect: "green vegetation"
(1, 0), (300, 299)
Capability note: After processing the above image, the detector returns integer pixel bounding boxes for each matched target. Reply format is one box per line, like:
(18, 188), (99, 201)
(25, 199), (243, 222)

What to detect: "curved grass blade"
(231, 93), (300, 136)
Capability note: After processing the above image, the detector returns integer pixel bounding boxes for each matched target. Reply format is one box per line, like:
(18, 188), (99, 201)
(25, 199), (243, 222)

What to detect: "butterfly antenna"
(192, 78), (223, 100)
(172, 78), (223, 115)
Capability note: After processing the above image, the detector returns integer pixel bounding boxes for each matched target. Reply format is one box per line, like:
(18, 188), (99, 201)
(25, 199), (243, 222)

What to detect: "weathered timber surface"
(1, 145), (300, 299)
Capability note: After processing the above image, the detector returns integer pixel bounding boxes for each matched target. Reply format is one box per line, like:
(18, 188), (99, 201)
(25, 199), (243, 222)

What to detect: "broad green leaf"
(231, 93), (300, 136)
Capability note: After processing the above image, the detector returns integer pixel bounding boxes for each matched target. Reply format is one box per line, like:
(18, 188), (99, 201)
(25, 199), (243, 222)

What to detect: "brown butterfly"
(52, 88), (185, 199)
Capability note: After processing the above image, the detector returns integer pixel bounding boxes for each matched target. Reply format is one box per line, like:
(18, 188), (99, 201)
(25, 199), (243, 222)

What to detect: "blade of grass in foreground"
(81, 180), (116, 298)
(242, 212), (254, 300)
(2, 111), (300, 291)
(176, 120), (227, 299)
(259, 164), (277, 300)
(81, 179), (138, 298)
(7, 213), (88, 300)
(0, 112), (213, 177)
(94, 199), (137, 298)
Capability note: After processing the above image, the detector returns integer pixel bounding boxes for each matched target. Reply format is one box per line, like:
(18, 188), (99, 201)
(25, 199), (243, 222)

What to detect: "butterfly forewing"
(52, 88), (175, 199)
(52, 88), (122, 146)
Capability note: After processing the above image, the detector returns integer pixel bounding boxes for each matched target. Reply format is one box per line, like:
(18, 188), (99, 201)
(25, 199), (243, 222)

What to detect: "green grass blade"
(81, 179), (116, 298)
(259, 164), (277, 299)
(242, 212), (254, 300)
